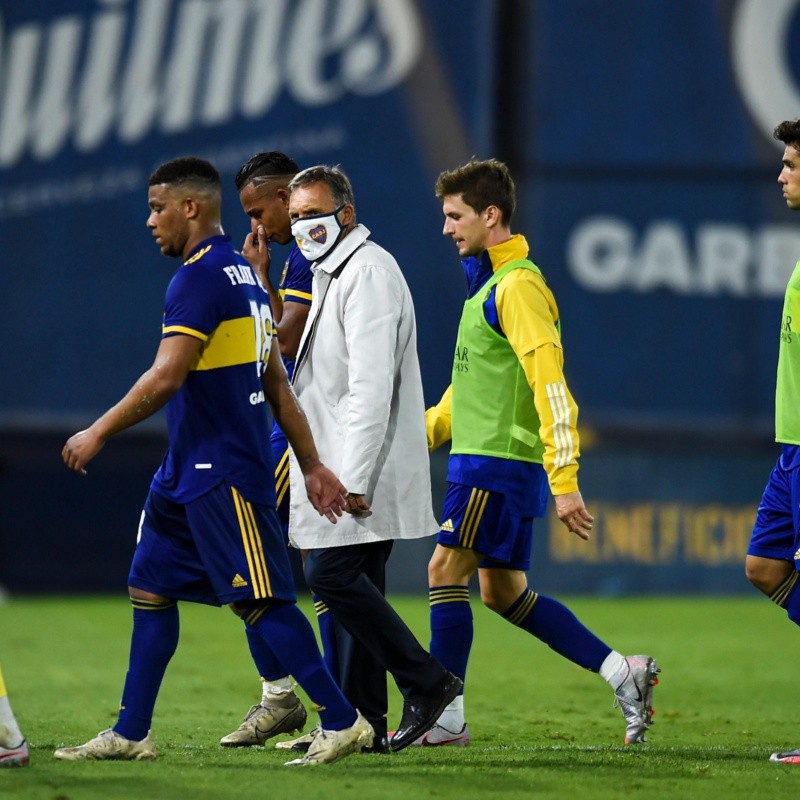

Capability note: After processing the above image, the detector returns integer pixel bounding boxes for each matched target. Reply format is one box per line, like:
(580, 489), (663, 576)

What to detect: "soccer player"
(217, 151), (314, 747)
(54, 157), (372, 766)
(0, 665), (28, 767)
(745, 118), (800, 766)
(420, 158), (659, 747)
(221, 152), (356, 749)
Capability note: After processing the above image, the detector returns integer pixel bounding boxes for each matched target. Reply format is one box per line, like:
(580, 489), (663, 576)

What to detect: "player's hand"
(303, 462), (347, 523)
(554, 490), (593, 540)
(242, 225), (271, 285)
(345, 493), (371, 517)
(62, 428), (105, 475)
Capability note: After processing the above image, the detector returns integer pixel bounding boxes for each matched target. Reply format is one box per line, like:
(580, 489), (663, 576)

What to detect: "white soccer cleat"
(612, 655), (660, 744)
(284, 712), (374, 766)
(220, 691), (307, 746)
(0, 724), (29, 767)
(412, 722), (471, 747)
(274, 728), (318, 751)
(53, 728), (156, 761)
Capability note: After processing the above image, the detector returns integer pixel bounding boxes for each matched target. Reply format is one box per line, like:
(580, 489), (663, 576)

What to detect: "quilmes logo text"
(0, 0), (422, 167)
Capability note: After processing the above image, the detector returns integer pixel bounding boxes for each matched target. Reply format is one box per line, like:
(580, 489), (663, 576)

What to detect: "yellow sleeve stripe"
(520, 346), (580, 493)
(162, 324), (208, 341)
(545, 381), (577, 468)
(283, 289), (313, 302)
(191, 316), (267, 372)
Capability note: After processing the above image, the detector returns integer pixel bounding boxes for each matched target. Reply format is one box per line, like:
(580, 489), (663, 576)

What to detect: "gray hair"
(288, 164), (356, 210)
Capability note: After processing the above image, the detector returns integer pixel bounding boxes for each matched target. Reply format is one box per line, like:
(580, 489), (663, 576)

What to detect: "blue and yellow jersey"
(151, 235), (277, 506)
(277, 244), (313, 381)
(427, 234), (580, 512)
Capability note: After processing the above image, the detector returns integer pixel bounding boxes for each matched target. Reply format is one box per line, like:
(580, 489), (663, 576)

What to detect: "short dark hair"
(435, 158), (515, 226)
(774, 119), (800, 151)
(288, 165), (355, 209)
(148, 157), (220, 191)
(235, 151), (300, 191)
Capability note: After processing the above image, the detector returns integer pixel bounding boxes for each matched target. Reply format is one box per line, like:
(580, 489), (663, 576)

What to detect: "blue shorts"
(437, 482), (535, 571)
(129, 482), (296, 605)
(748, 455), (800, 568)
(271, 424), (290, 530)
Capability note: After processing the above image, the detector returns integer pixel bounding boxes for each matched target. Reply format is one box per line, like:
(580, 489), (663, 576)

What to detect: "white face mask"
(291, 205), (344, 261)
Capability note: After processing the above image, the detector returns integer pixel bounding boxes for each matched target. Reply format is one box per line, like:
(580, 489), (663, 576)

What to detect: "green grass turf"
(2, 594), (800, 799)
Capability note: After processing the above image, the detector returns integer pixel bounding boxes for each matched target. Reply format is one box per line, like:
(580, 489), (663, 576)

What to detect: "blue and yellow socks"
(503, 590), (611, 672)
(244, 602), (354, 731)
(114, 598), (179, 742)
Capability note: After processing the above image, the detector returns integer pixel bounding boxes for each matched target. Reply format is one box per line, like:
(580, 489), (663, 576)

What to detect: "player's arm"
(276, 299), (310, 360)
(497, 273), (593, 539)
(274, 251), (313, 359)
(62, 333), (202, 474)
(261, 343), (346, 523)
(522, 345), (592, 538)
(425, 384), (453, 452)
(242, 226), (283, 320)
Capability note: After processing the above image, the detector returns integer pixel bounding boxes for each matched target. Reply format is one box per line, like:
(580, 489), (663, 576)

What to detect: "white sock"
(437, 694), (465, 730)
(598, 651), (628, 687)
(261, 675), (294, 701)
(0, 697), (23, 745)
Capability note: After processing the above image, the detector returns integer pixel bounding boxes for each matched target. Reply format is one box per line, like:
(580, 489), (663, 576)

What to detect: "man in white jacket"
(285, 165), (461, 753)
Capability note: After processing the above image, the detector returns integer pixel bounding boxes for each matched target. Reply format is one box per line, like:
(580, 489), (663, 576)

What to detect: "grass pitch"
(2, 594), (800, 799)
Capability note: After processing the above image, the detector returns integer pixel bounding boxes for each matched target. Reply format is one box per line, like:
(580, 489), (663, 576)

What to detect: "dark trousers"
(321, 541), (391, 738)
(304, 541), (444, 710)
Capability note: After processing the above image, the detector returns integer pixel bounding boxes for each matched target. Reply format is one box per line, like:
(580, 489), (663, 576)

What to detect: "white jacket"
(288, 224), (438, 548)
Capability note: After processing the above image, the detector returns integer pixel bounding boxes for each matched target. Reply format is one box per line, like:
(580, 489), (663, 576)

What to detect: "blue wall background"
(1, 0), (798, 594)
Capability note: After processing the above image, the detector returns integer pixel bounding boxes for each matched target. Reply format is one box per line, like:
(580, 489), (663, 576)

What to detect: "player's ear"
(483, 204), (501, 228)
(183, 196), (201, 220)
(275, 187), (290, 208)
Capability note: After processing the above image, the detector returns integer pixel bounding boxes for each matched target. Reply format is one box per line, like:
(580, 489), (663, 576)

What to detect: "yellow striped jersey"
(152, 235), (277, 505)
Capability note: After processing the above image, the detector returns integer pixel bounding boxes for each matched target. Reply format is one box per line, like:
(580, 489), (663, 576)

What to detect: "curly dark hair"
(774, 119), (800, 150)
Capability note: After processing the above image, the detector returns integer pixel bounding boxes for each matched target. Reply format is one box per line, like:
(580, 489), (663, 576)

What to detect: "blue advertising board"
(6, 0), (799, 433)
(521, 0), (800, 435)
(0, 0), (493, 425)
(3, 0), (800, 594)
